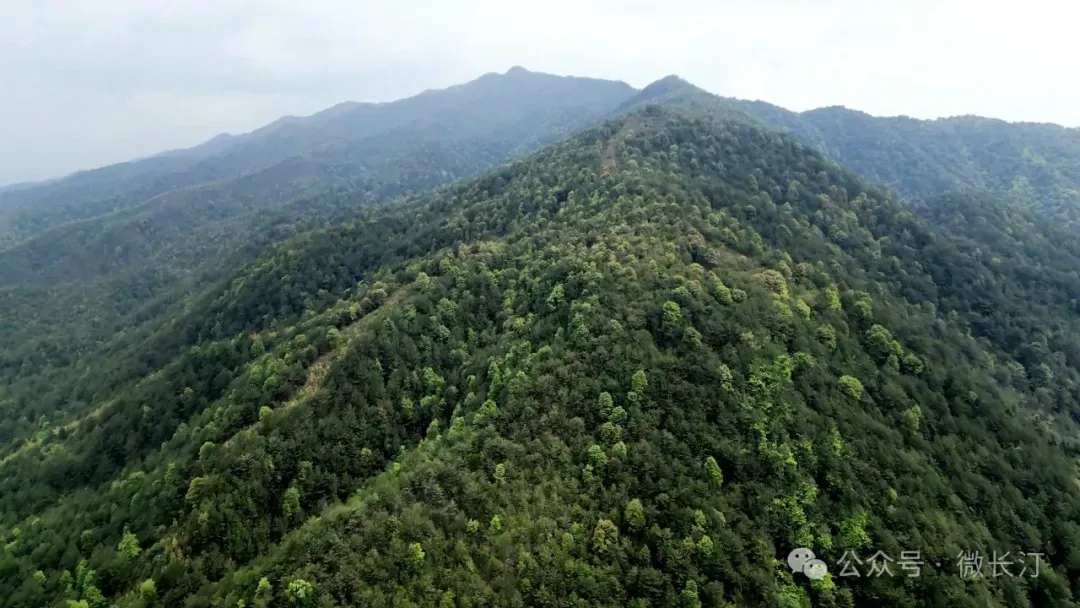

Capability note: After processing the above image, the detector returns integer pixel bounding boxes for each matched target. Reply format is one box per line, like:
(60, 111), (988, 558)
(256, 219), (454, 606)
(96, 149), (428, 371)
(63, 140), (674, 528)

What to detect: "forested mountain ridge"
(0, 67), (634, 249)
(7, 68), (1078, 269)
(0, 67), (634, 271)
(5, 68), (1080, 607)
(5, 70), (1077, 382)
(4, 105), (1080, 607)
(616, 75), (1080, 226)
(732, 96), (1080, 226)
(617, 79), (1080, 426)
(0, 68), (637, 440)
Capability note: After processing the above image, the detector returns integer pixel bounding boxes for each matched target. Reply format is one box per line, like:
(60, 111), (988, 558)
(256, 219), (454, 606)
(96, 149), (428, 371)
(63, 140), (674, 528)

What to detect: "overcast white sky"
(1, 0), (1077, 185)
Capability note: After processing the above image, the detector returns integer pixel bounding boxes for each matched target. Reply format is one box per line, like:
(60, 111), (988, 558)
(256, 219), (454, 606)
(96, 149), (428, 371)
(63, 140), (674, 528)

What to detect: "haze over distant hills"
(6, 67), (1079, 245)
(4, 67), (1080, 608)
(0, 67), (634, 249)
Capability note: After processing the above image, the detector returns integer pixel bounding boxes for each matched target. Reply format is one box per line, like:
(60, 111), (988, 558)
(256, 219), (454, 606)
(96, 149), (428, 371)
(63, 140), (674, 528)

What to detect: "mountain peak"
(640, 74), (696, 95)
(614, 74), (707, 113)
(473, 65), (534, 83)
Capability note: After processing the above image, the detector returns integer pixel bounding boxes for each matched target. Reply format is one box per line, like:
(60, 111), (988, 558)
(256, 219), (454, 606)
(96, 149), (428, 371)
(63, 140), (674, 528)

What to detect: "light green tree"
(546, 283), (565, 310)
(681, 580), (702, 608)
(253, 577), (273, 608)
(592, 519), (619, 553)
(823, 285), (842, 311)
(625, 499), (646, 530)
(597, 392), (614, 418)
(662, 300), (683, 327)
(283, 485), (302, 519)
(118, 528), (141, 561)
(286, 579), (314, 606)
(588, 444), (608, 468)
(705, 456), (723, 487)
(139, 579), (157, 603)
(839, 375), (864, 400)
(612, 441), (628, 459)
(903, 406), (923, 435)
(407, 542), (426, 570)
(817, 324), (837, 349)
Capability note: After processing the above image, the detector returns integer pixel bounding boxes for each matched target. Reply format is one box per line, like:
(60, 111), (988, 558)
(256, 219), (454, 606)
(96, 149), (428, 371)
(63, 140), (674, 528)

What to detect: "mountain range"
(3, 67), (1080, 608)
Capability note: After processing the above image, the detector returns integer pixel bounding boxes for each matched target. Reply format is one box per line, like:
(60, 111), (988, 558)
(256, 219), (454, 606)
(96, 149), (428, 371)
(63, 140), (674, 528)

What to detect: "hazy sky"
(2, 0), (1077, 185)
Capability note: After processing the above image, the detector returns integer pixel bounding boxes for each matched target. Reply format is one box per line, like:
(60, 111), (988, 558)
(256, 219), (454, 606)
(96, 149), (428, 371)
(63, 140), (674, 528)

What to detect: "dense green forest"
(728, 95), (1080, 227)
(618, 81), (1080, 430)
(5, 101), (1080, 607)
(0, 68), (635, 429)
(6, 70), (1077, 407)
(5, 69), (1080, 607)
(620, 76), (1080, 226)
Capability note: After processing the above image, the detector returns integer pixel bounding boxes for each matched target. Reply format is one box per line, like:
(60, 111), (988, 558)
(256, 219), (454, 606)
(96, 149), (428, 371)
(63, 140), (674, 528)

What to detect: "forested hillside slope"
(620, 80), (1080, 430)
(732, 97), (1080, 226)
(618, 76), (1080, 226)
(4, 105), (1080, 608)
(0, 67), (634, 253)
(0, 69), (636, 435)
(0, 68), (634, 286)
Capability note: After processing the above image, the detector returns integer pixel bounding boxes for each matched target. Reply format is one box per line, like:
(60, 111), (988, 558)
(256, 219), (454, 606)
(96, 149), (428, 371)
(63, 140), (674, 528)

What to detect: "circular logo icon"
(787, 547), (815, 573)
(787, 548), (828, 580)
(803, 558), (828, 580)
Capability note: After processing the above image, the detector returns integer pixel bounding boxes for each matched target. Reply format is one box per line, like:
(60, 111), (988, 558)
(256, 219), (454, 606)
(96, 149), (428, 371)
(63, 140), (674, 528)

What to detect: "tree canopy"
(3, 80), (1080, 608)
